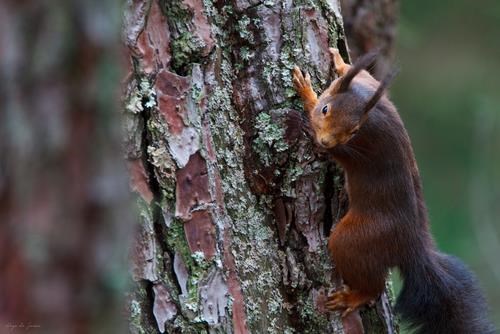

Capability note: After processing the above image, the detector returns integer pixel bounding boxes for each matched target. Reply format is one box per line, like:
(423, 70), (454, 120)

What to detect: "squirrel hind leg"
(329, 48), (350, 76)
(325, 284), (377, 318)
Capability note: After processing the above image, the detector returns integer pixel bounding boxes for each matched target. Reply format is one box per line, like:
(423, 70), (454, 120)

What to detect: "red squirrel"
(292, 49), (494, 334)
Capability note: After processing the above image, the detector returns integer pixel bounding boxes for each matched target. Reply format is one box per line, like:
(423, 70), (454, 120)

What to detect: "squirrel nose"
(320, 138), (329, 147)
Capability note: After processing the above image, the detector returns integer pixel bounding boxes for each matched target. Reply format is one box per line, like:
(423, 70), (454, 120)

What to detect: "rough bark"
(124, 0), (398, 333)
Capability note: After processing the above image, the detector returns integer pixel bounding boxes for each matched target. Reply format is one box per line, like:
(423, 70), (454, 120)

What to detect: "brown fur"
(292, 49), (494, 333)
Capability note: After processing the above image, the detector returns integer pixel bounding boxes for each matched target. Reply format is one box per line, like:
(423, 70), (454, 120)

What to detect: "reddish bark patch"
(157, 94), (185, 136)
(183, 0), (215, 56)
(135, 0), (171, 74)
(175, 152), (212, 220)
(156, 69), (190, 96)
(183, 210), (216, 259)
(223, 229), (249, 334)
(128, 159), (154, 204)
(156, 69), (190, 136)
(136, 31), (154, 74)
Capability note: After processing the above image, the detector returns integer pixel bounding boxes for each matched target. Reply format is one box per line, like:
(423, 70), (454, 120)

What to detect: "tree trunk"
(0, 1), (128, 333)
(340, 0), (398, 79)
(124, 0), (398, 333)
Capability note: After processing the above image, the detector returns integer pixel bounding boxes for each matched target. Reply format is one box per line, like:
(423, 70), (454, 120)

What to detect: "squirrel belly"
(293, 49), (495, 333)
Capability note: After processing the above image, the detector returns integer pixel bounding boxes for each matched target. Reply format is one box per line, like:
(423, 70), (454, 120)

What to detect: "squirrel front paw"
(292, 66), (312, 93)
(292, 66), (318, 113)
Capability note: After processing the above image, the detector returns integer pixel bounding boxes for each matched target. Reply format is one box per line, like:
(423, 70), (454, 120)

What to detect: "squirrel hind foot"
(325, 284), (375, 318)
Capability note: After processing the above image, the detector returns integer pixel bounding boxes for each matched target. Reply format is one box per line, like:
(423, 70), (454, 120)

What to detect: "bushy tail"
(396, 252), (495, 334)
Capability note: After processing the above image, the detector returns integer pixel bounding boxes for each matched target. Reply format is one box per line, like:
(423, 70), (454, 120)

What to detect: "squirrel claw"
(292, 66), (302, 78)
(292, 66), (309, 88)
(325, 285), (351, 312)
(292, 65), (318, 113)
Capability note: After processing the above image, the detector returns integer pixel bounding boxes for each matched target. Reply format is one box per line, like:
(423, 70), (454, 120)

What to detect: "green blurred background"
(392, 0), (500, 327)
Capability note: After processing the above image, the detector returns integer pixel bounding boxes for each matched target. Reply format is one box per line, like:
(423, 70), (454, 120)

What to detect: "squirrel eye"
(321, 105), (328, 115)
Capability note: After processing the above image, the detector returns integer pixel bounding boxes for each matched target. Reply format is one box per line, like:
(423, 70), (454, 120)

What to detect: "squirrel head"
(310, 52), (396, 149)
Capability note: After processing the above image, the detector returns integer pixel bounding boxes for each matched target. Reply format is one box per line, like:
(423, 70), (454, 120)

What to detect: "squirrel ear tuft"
(335, 51), (378, 93)
(362, 67), (399, 115)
